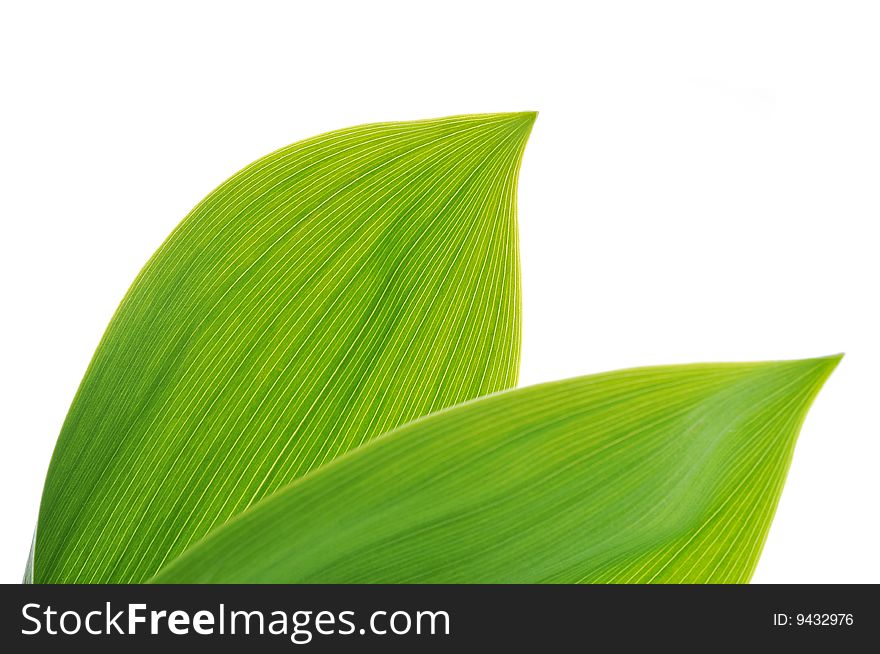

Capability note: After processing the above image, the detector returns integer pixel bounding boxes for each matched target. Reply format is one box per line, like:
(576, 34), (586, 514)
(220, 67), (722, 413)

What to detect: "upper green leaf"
(151, 356), (839, 584)
(34, 112), (534, 583)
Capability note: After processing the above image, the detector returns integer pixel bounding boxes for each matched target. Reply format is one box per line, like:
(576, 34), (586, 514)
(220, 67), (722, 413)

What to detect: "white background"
(1, 1), (877, 584)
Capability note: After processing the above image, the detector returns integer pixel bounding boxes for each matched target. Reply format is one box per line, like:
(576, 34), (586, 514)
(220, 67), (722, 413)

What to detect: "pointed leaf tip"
(780, 353), (842, 389)
(505, 111), (537, 137)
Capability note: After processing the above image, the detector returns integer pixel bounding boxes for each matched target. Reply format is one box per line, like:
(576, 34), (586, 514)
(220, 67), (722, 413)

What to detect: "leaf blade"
(150, 356), (839, 584)
(34, 112), (534, 583)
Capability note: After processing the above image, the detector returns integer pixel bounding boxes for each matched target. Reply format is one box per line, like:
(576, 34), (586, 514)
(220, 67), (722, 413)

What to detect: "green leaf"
(151, 356), (840, 584)
(33, 112), (535, 583)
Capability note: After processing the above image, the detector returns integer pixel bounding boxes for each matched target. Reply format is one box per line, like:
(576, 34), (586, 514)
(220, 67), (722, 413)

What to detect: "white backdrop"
(1, 1), (877, 583)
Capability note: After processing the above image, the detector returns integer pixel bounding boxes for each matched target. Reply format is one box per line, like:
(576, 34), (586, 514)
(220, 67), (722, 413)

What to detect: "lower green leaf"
(151, 355), (840, 583)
